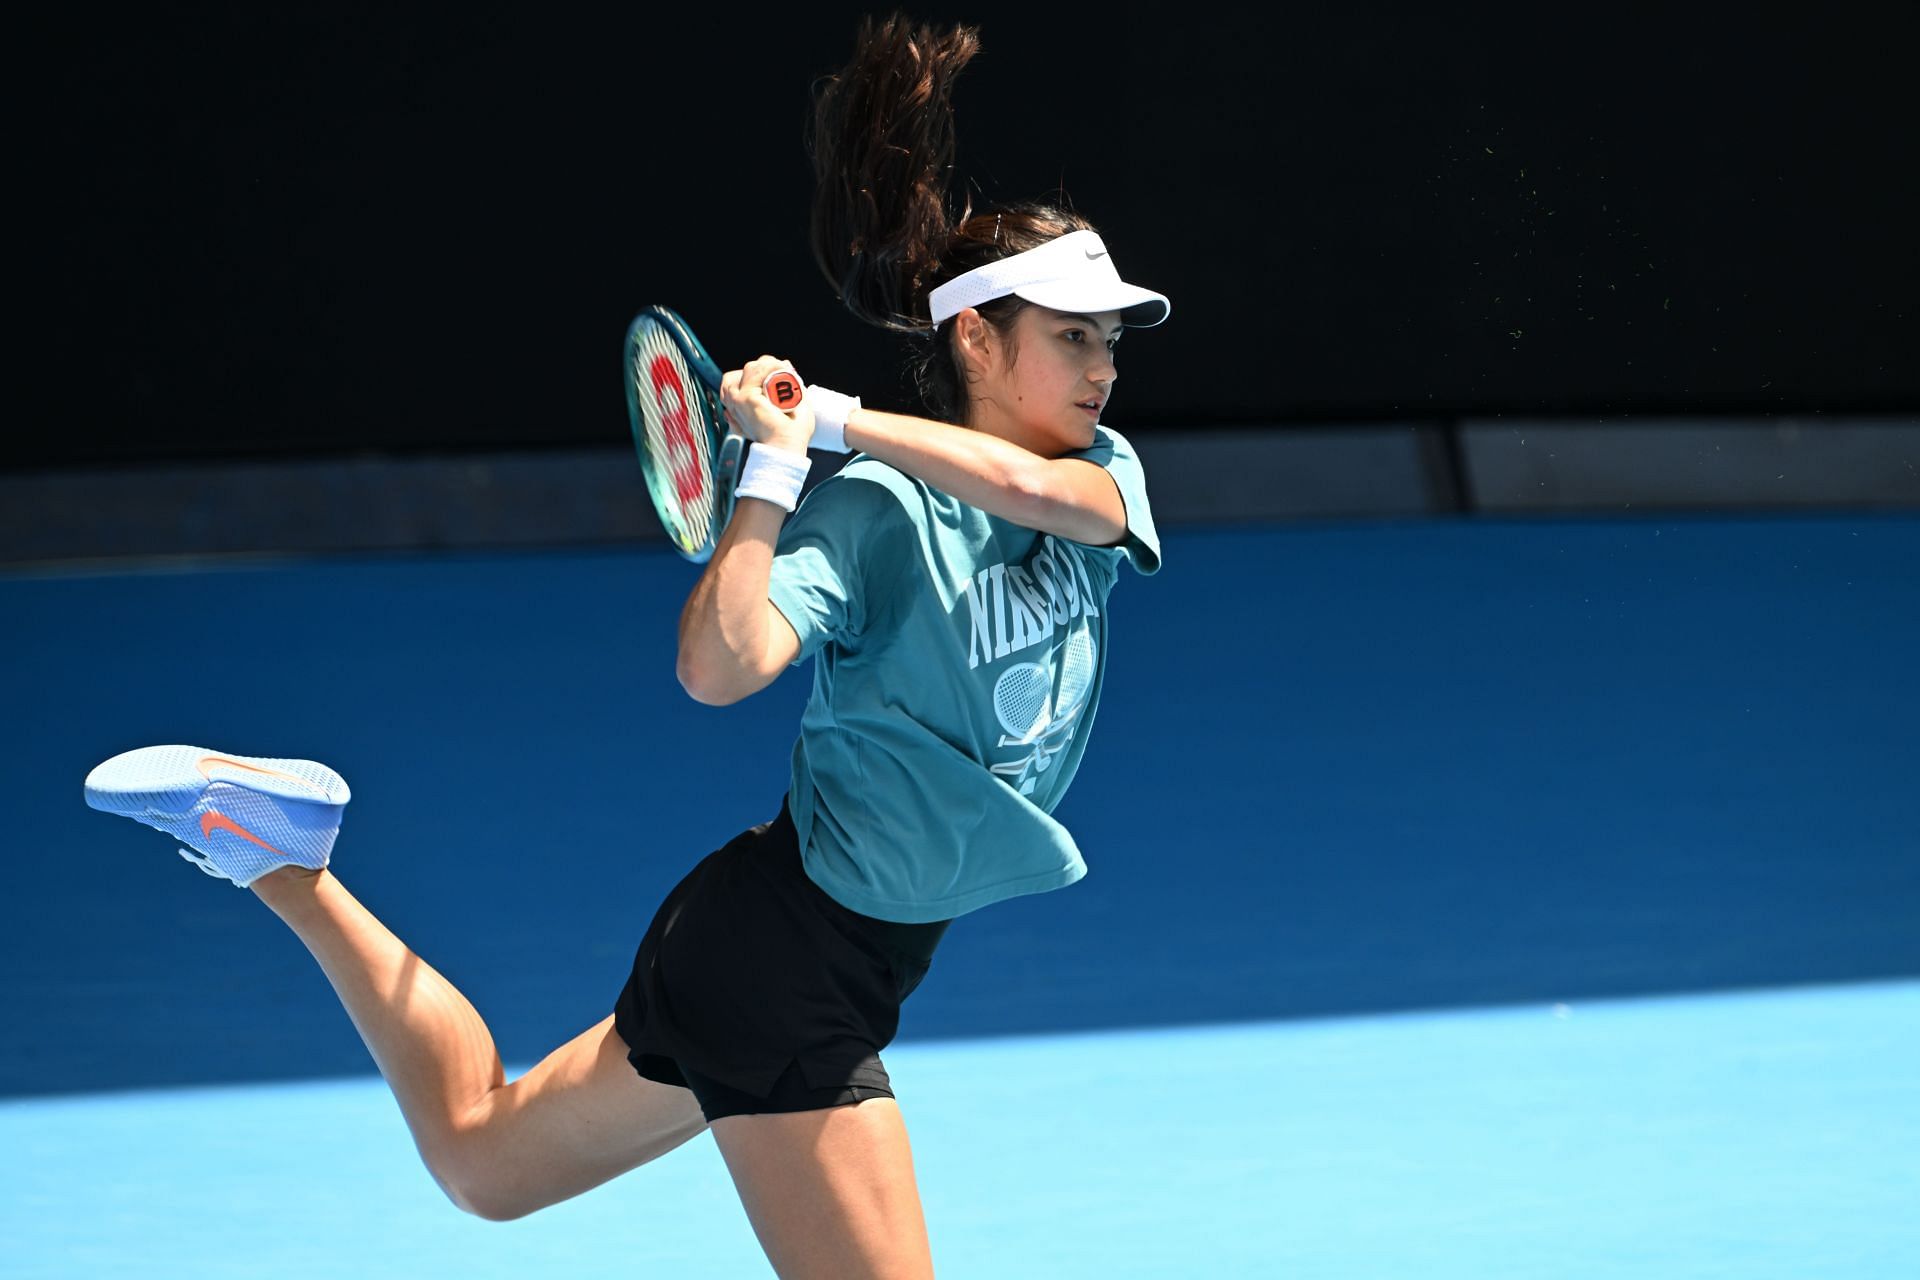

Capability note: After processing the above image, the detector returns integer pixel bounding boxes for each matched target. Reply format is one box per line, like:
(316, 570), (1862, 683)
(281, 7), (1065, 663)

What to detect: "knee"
(429, 1148), (536, 1223)
(455, 1192), (534, 1224)
(440, 1172), (535, 1223)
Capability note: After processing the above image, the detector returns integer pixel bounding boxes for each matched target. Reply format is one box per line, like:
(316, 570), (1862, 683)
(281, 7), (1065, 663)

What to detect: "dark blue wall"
(5, 512), (1915, 1097)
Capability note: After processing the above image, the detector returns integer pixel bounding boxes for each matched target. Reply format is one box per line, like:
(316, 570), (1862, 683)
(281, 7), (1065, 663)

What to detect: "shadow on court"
(2, 513), (1915, 1097)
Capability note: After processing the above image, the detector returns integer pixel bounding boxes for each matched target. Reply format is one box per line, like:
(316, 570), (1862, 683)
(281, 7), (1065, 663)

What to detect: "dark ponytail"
(807, 14), (1093, 422)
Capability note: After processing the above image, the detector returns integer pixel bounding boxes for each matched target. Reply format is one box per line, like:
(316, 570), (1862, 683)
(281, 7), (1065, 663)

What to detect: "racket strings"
(630, 321), (721, 552)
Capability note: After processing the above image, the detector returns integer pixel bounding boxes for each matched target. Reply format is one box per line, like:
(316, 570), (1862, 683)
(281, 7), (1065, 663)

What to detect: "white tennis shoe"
(84, 745), (350, 887)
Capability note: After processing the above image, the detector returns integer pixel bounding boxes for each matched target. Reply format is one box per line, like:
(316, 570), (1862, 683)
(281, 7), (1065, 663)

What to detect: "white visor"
(927, 229), (1171, 329)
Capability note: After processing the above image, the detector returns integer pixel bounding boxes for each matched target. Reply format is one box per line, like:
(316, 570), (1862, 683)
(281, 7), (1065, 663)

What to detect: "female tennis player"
(83, 15), (1167, 1279)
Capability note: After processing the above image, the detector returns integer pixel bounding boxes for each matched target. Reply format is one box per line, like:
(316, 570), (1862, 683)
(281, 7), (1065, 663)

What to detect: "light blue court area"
(2, 512), (1917, 1275)
(3, 982), (1916, 1278)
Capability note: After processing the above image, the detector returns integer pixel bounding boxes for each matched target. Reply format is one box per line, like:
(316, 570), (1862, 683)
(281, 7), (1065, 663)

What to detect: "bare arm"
(675, 357), (811, 706)
(675, 497), (803, 706)
(842, 408), (1129, 548)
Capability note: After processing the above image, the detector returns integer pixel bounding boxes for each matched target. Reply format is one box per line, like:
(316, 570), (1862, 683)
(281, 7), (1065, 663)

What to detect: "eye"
(1063, 328), (1088, 344)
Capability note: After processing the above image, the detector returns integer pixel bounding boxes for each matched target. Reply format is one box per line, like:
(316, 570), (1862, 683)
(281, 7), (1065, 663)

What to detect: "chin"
(1042, 423), (1096, 457)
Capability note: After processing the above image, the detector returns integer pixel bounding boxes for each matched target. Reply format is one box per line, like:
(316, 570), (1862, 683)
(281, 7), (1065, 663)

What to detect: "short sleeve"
(1070, 426), (1161, 576)
(767, 473), (908, 663)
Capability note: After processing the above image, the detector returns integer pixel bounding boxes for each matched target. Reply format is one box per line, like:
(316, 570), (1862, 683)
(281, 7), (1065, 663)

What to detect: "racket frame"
(623, 304), (744, 564)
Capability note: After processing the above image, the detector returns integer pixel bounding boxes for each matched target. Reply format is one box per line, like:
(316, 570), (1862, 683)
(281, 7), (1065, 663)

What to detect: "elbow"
(676, 650), (746, 707)
(1018, 460), (1124, 545)
(679, 670), (744, 707)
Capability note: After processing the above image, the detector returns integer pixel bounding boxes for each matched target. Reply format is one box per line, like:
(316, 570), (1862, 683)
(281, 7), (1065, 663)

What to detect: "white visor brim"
(927, 229), (1171, 328)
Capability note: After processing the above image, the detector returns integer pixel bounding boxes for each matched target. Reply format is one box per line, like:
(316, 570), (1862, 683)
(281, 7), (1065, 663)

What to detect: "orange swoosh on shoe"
(200, 811), (287, 856)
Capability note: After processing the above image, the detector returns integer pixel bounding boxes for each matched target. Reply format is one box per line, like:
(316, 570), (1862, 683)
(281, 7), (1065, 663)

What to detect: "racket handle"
(764, 370), (804, 413)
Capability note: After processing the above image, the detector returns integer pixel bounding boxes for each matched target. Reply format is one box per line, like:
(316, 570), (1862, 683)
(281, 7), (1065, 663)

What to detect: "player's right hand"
(721, 356), (816, 455)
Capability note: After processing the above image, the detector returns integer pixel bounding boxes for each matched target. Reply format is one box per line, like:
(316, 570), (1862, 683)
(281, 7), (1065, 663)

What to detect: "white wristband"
(733, 443), (812, 512)
(804, 384), (861, 454)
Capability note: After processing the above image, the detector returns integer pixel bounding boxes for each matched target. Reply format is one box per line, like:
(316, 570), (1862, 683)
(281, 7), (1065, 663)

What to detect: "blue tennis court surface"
(5, 981), (1915, 1278)
(3, 513), (1916, 1275)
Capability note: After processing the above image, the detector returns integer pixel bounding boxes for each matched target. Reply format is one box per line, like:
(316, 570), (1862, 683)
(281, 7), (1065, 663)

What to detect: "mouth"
(1075, 398), (1104, 418)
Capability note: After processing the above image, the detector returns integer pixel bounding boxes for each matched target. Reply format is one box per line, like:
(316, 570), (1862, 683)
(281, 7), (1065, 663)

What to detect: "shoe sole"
(84, 745), (350, 818)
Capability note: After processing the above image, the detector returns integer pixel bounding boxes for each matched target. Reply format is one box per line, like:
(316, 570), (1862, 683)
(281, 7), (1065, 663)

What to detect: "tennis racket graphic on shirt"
(623, 304), (803, 564)
(990, 628), (1098, 791)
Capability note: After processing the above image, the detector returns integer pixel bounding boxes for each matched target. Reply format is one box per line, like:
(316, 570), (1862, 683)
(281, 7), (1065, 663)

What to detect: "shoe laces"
(177, 846), (238, 885)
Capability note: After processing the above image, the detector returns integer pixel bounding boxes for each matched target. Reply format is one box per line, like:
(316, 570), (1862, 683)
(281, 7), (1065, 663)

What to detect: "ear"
(951, 307), (993, 377)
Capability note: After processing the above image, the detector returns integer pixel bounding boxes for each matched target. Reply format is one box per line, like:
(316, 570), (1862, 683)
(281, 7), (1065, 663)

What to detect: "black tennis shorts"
(613, 797), (950, 1123)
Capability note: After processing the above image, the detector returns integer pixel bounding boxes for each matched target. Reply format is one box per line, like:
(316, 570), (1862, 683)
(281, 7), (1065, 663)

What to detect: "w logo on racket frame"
(988, 629), (1098, 796)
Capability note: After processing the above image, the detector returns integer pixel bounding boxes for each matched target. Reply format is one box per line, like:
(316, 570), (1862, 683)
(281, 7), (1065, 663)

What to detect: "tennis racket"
(623, 304), (803, 563)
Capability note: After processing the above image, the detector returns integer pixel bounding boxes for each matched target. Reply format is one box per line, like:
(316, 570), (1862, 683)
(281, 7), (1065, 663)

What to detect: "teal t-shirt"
(766, 425), (1160, 923)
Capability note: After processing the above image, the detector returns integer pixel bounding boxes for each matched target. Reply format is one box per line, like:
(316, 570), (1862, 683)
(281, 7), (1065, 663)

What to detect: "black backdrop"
(17, 3), (1917, 469)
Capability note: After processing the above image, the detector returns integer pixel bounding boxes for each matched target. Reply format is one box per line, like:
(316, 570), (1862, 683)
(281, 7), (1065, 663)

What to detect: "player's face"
(975, 305), (1123, 455)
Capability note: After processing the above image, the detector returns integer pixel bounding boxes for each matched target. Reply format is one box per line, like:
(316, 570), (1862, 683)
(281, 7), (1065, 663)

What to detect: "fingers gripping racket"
(623, 304), (803, 563)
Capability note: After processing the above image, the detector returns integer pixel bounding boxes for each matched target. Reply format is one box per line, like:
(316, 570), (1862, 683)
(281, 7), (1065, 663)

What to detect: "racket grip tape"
(764, 370), (804, 412)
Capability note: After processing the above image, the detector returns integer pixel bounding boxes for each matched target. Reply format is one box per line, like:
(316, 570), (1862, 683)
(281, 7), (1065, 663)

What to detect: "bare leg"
(252, 865), (706, 1220)
(710, 1099), (935, 1279)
